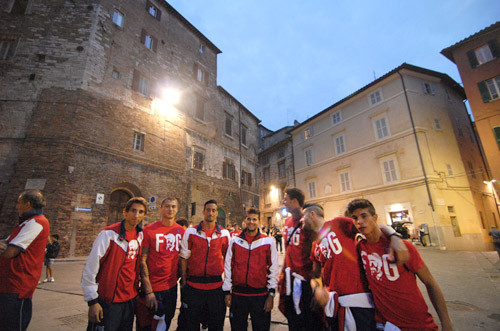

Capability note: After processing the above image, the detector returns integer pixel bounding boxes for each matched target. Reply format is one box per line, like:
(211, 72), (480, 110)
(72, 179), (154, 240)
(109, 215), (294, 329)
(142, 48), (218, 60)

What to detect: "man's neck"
(203, 220), (216, 230)
(291, 208), (303, 221)
(246, 229), (258, 237)
(124, 223), (136, 232)
(365, 228), (382, 244)
(161, 217), (174, 227)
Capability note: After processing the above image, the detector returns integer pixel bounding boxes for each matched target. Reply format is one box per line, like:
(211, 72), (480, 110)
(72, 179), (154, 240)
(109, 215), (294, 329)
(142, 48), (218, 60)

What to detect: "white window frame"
(339, 171), (351, 192)
(331, 110), (342, 126)
(112, 10), (123, 27)
(373, 115), (390, 140)
(380, 157), (399, 184)
(334, 134), (346, 156)
(485, 76), (500, 100)
(133, 132), (145, 151)
(305, 148), (313, 167)
(308, 181), (317, 199)
(475, 44), (494, 65)
(368, 90), (383, 106)
(196, 67), (206, 83)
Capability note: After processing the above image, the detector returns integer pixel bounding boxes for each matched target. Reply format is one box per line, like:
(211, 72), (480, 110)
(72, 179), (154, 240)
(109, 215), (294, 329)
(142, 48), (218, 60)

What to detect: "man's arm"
(379, 224), (409, 265)
(0, 243), (21, 259)
(180, 257), (187, 287)
(140, 247), (158, 311)
(416, 264), (453, 331)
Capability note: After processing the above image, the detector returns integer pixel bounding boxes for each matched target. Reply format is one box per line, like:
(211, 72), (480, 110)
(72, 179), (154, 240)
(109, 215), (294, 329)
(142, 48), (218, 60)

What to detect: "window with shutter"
(494, 126), (500, 149)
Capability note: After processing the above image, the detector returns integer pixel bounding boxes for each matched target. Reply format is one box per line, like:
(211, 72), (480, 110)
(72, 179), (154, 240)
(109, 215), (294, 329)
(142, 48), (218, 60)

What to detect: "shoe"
(49, 277), (55, 282)
(43, 278), (49, 283)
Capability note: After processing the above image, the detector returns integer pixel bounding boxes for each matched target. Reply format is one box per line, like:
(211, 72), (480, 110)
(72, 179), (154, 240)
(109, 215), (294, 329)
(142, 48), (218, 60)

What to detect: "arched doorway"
(217, 208), (226, 228)
(108, 189), (132, 224)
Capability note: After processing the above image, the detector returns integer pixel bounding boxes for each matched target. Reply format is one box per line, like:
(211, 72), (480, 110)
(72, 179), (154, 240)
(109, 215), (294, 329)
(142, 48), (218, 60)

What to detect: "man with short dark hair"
(82, 197), (147, 331)
(348, 199), (452, 330)
(180, 200), (230, 331)
(140, 197), (185, 330)
(305, 203), (408, 331)
(0, 190), (50, 331)
(223, 207), (279, 330)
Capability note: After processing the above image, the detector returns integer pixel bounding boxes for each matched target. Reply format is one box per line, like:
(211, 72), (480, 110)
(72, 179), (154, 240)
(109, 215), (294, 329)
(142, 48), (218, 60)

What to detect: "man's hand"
(224, 294), (231, 308)
(388, 236), (409, 265)
(145, 292), (158, 311)
(0, 240), (7, 254)
(264, 295), (274, 312)
(88, 303), (104, 323)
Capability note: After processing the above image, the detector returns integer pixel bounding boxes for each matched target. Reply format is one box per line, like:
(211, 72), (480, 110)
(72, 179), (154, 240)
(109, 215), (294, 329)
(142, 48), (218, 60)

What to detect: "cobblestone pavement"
(30, 247), (500, 330)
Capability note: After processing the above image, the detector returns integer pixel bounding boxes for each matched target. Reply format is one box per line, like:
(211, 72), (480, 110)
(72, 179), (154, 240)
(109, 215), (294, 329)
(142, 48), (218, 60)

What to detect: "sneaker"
(42, 278), (49, 283)
(49, 277), (55, 282)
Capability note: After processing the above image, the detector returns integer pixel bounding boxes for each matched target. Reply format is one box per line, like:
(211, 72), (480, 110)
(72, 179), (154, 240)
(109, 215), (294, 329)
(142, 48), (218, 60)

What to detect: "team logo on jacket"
(128, 240), (139, 260)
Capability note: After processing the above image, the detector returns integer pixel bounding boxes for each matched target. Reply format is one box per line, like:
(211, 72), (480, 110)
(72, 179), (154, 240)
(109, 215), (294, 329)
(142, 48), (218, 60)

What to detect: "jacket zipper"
(245, 241), (252, 285)
(204, 236), (211, 276)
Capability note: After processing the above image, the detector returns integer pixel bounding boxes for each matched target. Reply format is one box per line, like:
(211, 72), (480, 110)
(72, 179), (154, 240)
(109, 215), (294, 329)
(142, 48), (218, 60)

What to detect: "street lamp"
(151, 88), (180, 117)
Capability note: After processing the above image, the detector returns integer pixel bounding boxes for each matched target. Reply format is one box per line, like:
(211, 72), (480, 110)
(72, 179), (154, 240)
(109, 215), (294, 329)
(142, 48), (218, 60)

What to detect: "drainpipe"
(397, 71), (444, 248)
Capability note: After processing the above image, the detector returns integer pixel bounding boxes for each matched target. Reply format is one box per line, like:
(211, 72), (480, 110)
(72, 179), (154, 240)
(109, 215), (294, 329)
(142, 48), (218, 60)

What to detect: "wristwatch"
(268, 289), (275, 297)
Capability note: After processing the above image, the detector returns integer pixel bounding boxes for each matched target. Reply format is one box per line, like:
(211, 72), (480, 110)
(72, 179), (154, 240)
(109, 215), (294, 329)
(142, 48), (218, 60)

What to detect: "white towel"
(292, 272), (305, 315)
(325, 292), (375, 331)
(153, 314), (166, 331)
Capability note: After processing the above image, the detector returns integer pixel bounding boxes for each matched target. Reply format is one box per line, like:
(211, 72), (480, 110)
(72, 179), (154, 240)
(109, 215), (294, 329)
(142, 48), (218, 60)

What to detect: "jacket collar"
(196, 221), (221, 234)
(18, 209), (43, 224)
(239, 228), (261, 241)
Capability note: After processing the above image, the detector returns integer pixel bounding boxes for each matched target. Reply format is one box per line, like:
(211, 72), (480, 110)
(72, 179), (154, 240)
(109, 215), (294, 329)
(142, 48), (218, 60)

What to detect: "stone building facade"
(290, 63), (496, 251)
(0, 0), (260, 256)
(257, 123), (297, 228)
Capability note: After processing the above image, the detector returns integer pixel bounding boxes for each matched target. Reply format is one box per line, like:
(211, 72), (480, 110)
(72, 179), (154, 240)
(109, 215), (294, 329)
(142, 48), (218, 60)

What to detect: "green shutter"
(488, 39), (500, 58)
(467, 49), (479, 68)
(494, 127), (500, 149)
(478, 81), (491, 103)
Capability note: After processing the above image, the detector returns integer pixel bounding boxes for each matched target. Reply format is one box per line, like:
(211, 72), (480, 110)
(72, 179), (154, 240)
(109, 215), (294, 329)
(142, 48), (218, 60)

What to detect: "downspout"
(397, 71), (443, 248)
(238, 105), (244, 220)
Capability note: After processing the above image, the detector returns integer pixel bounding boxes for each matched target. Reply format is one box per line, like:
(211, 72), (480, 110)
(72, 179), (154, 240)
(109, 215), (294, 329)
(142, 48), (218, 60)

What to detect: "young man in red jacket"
(223, 207), (279, 330)
(0, 190), (50, 331)
(81, 197), (147, 331)
(180, 200), (230, 331)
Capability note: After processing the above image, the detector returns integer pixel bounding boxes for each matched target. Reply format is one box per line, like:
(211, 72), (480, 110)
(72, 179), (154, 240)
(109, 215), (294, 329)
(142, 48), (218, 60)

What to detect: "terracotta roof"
(441, 21), (500, 63)
(290, 63), (466, 133)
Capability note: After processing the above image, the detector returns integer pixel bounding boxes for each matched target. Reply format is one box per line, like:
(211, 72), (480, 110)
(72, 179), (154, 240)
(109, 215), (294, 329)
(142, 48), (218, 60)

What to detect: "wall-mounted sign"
(74, 207), (91, 213)
(96, 193), (104, 204)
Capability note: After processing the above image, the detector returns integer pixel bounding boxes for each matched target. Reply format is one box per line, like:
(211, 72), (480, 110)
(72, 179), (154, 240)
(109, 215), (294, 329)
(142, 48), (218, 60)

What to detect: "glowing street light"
(152, 88), (180, 117)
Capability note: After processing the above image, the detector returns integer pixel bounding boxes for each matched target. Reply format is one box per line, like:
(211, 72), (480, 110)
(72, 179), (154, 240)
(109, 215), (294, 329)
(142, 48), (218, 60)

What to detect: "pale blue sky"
(168, 0), (500, 131)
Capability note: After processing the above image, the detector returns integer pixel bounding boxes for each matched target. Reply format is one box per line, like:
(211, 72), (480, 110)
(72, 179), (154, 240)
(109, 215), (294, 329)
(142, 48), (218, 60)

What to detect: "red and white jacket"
(180, 222), (230, 290)
(0, 212), (50, 299)
(223, 229), (279, 296)
(81, 221), (143, 305)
